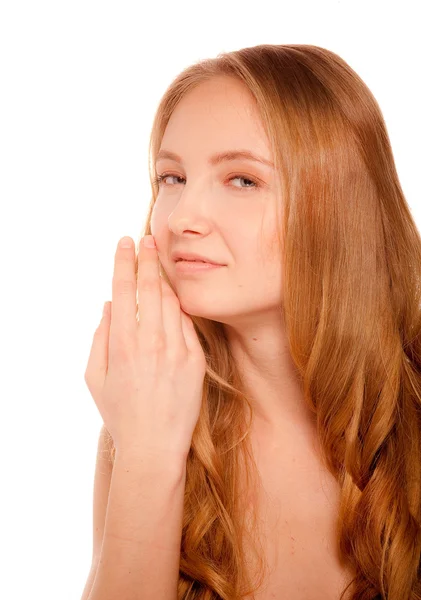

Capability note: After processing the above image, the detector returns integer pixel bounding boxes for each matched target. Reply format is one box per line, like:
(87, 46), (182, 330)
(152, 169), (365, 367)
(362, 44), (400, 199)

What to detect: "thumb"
(85, 301), (111, 391)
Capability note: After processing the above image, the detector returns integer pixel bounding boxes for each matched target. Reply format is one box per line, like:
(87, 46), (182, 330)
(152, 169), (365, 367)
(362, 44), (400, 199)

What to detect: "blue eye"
(152, 173), (260, 191)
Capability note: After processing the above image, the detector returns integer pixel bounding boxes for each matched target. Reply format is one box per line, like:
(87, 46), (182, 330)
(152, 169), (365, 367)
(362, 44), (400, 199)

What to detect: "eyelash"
(152, 172), (260, 192)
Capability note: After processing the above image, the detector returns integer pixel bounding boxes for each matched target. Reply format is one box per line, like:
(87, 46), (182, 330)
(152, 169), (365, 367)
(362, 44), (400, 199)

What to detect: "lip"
(175, 260), (225, 274)
(171, 251), (225, 265)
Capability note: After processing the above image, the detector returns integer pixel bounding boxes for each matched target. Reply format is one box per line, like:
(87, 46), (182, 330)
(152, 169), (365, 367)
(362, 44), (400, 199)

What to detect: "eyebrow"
(155, 148), (274, 169)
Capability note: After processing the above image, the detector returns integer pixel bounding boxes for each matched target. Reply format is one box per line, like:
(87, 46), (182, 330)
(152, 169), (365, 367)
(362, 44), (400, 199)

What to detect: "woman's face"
(150, 75), (283, 327)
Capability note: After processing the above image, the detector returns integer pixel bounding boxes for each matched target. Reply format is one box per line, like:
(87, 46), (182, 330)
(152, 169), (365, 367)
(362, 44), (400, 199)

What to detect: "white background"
(0, 1), (419, 598)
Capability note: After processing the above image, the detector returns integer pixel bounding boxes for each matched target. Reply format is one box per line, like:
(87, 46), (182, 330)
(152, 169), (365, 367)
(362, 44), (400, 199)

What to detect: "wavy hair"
(108, 44), (421, 599)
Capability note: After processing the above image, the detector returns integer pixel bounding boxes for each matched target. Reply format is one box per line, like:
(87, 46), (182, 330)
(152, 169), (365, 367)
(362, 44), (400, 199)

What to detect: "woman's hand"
(84, 235), (207, 462)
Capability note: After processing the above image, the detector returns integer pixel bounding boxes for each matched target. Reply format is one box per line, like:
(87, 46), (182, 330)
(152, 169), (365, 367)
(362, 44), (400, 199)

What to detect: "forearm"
(88, 451), (187, 600)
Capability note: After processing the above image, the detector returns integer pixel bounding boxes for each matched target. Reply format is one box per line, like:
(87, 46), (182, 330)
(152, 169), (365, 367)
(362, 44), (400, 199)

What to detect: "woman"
(83, 44), (421, 600)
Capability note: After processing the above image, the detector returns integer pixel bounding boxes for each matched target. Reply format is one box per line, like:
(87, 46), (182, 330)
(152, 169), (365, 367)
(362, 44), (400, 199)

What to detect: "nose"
(167, 183), (213, 237)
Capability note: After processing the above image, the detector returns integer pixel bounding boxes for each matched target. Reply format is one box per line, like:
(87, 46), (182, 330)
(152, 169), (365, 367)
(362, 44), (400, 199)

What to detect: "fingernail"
(143, 235), (156, 248)
(120, 236), (133, 248)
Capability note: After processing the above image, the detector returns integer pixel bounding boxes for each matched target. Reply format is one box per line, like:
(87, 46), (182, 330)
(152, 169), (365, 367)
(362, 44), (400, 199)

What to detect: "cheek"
(150, 201), (168, 238)
(149, 211), (168, 273)
(150, 196), (181, 238)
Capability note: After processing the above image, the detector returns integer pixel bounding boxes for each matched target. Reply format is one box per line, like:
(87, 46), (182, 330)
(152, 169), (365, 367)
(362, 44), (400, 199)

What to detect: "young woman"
(82, 44), (421, 600)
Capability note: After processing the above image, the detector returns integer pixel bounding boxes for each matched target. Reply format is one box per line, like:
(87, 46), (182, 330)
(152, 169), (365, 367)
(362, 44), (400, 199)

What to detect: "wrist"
(115, 445), (187, 472)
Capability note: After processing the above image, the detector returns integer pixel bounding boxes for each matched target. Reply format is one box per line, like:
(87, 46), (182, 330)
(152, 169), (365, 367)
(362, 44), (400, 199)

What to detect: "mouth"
(175, 259), (223, 266)
(174, 260), (226, 273)
(176, 259), (212, 264)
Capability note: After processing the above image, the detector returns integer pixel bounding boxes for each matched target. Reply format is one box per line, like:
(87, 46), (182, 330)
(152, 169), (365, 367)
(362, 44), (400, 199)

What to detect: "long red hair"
(107, 44), (421, 599)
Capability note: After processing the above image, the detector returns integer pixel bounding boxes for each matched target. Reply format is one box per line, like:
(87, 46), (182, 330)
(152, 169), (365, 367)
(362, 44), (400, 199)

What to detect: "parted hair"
(107, 44), (421, 599)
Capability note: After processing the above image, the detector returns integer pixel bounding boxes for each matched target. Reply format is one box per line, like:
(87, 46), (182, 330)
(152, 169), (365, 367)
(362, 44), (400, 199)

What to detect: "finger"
(160, 276), (188, 355)
(159, 266), (204, 359)
(109, 237), (137, 346)
(179, 309), (205, 359)
(85, 301), (111, 393)
(136, 235), (163, 342)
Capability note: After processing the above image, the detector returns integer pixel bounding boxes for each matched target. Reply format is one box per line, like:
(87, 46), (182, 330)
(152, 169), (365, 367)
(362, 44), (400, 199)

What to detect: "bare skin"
(152, 74), (317, 437)
(151, 75), (355, 597)
(238, 422), (355, 600)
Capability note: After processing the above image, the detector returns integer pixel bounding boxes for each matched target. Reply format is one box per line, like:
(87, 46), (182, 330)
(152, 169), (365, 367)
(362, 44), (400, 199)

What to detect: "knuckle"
(144, 331), (166, 352)
(160, 277), (175, 293)
(161, 283), (178, 300)
(167, 346), (187, 364)
(163, 295), (180, 311)
(139, 276), (160, 292)
(111, 335), (135, 361)
(114, 277), (136, 296)
(114, 254), (132, 270)
(108, 348), (131, 371)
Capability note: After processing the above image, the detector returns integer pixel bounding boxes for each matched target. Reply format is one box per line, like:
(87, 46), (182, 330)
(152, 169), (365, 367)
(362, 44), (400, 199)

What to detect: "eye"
(152, 173), (261, 191)
(153, 174), (184, 187)
(229, 175), (258, 190)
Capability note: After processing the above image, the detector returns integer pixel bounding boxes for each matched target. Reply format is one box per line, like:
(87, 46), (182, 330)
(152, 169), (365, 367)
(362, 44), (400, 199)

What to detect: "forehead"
(159, 77), (271, 161)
